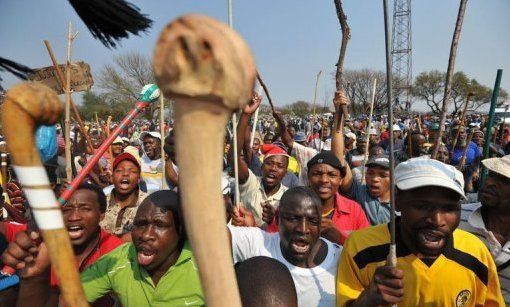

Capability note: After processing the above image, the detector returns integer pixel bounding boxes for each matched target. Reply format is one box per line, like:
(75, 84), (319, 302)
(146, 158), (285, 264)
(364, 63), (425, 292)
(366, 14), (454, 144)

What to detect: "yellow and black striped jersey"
(337, 218), (504, 307)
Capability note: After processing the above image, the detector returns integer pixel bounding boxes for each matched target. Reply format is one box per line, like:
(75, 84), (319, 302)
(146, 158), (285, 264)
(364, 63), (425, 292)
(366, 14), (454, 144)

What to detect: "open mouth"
(265, 174), (276, 184)
(418, 229), (445, 251)
(291, 239), (310, 254)
(67, 225), (85, 240)
(119, 178), (130, 189)
(137, 247), (156, 266)
(317, 186), (331, 194)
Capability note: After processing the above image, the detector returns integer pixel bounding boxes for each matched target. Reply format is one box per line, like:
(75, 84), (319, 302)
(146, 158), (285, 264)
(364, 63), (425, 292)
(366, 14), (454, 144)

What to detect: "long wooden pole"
(249, 83), (263, 148)
(383, 0), (397, 278)
(64, 22), (75, 182)
(451, 92), (475, 153)
(160, 94), (166, 189)
(312, 71), (323, 122)
(106, 116), (113, 168)
(361, 78), (377, 183)
(256, 73), (276, 114)
(431, 0), (469, 159)
(3, 83), (88, 307)
(1, 152), (8, 219)
(228, 0), (241, 208)
(153, 14), (255, 307)
(334, 0), (351, 131)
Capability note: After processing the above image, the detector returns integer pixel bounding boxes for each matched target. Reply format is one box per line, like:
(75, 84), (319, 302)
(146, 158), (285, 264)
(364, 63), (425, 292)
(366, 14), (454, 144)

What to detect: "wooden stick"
(43, 40), (93, 154)
(431, 0), (469, 159)
(334, 0), (351, 132)
(249, 83), (263, 148)
(312, 70), (323, 122)
(257, 73), (276, 114)
(361, 78), (377, 183)
(160, 94), (166, 189)
(310, 71), (323, 141)
(64, 22), (75, 182)
(451, 92), (474, 154)
(106, 115), (113, 168)
(382, 0), (397, 285)
(2, 83), (88, 307)
(458, 129), (474, 170)
(154, 14), (256, 307)
(1, 152), (8, 219)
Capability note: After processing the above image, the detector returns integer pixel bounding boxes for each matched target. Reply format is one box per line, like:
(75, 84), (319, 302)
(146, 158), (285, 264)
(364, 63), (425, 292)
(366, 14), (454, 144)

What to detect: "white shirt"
(460, 202), (510, 305)
(291, 142), (318, 186)
(229, 226), (341, 307)
(140, 154), (165, 193)
(239, 170), (287, 226)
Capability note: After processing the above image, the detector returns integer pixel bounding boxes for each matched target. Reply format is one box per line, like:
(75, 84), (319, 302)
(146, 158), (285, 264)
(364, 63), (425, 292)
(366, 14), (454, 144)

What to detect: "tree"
(412, 70), (508, 114)
(341, 69), (388, 115)
(412, 70), (444, 114)
(95, 52), (159, 119)
(282, 101), (311, 117)
(80, 91), (111, 120)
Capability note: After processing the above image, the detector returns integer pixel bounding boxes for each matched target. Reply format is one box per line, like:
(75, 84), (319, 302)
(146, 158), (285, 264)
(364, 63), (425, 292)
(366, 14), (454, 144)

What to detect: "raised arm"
(330, 90), (353, 193)
(274, 111), (294, 150)
(233, 94), (262, 184)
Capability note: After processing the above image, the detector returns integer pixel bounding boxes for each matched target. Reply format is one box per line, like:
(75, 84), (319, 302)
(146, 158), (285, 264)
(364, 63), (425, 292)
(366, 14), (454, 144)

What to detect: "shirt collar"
(467, 203), (486, 230)
(174, 241), (193, 266)
(334, 192), (351, 214)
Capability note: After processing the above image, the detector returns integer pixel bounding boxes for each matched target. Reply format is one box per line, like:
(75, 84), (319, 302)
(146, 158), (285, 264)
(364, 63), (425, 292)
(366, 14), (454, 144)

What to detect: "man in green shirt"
(2, 190), (205, 306)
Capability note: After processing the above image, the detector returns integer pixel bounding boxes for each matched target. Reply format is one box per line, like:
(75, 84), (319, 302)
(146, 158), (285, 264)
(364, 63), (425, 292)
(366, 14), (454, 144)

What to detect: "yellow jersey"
(337, 219), (503, 307)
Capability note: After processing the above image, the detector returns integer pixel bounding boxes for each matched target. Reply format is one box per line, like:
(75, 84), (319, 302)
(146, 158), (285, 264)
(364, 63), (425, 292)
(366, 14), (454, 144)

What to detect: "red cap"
(260, 144), (289, 160)
(112, 152), (140, 170)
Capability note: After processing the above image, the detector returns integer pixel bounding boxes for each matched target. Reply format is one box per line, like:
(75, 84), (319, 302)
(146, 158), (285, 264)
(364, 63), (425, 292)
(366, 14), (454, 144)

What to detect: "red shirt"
(1, 222), (28, 275)
(266, 193), (369, 245)
(50, 228), (123, 286)
(3, 222), (27, 242)
(328, 192), (370, 245)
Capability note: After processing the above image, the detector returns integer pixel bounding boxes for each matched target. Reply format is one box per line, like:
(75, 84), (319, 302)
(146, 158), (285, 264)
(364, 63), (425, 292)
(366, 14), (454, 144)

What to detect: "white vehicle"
(494, 106), (510, 124)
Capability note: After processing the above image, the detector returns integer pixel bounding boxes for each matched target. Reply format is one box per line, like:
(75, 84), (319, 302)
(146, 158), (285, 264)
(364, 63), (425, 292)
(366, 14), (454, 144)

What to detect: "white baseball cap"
(392, 124), (402, 132)
(482, 154), (510, 180)
(395, 157), (466, 199)
(112, 136), (124, 144)
(139, 131), (161, 141)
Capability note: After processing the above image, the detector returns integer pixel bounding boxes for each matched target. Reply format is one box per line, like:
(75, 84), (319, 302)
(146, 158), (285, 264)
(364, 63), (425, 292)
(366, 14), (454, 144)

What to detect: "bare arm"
(330, 91), (353, 193)
(230, 94), (262, 184)
(165, 156), (179, 187)
(274, 111), (293, 150)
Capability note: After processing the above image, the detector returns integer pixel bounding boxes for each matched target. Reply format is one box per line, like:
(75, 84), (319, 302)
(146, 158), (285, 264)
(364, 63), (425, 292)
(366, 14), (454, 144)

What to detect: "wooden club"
(2, 82), (88, 306)
(153, 14), (256, 307)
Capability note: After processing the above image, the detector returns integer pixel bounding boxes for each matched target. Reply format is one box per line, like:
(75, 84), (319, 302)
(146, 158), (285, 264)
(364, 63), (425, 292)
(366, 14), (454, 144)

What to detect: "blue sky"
(1, 0), (509, 112)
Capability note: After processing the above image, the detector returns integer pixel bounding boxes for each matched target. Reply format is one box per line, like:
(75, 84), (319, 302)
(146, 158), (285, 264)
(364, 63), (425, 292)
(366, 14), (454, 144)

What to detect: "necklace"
(322, 208), (334, 217)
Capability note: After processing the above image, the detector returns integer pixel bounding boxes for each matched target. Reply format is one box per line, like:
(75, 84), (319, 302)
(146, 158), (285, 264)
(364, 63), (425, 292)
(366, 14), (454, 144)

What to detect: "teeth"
(68, 226), (82, 231)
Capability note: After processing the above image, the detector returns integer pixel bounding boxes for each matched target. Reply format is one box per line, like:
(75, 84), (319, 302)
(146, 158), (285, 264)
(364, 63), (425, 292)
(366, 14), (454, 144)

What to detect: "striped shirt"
(460, 202), (510, 305)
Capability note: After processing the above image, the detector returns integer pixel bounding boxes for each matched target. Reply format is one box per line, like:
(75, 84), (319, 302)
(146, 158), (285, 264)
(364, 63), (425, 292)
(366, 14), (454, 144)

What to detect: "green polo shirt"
(81, 242), (204, 306)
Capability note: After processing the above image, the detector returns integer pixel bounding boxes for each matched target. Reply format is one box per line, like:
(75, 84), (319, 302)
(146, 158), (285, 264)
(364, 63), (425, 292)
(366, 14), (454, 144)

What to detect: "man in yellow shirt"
(337, 158), (503, 306)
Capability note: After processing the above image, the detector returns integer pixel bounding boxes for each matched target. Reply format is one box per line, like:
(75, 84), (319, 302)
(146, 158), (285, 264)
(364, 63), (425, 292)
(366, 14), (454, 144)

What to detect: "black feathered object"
(68, 0), (153, 48)
(0, 57), (33, 80)
(0, 57), (34, 92)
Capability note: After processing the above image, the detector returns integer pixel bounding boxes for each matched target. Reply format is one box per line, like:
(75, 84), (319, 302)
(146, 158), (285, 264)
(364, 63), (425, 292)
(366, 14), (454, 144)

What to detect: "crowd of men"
(0, 89), (509, 306)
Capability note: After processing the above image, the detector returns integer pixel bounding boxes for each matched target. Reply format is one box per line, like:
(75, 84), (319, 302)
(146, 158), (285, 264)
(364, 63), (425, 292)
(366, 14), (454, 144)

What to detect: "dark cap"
(113, 152), (140, 170)
(307, 151), (346, 176)
(366, 154), (390, 169)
